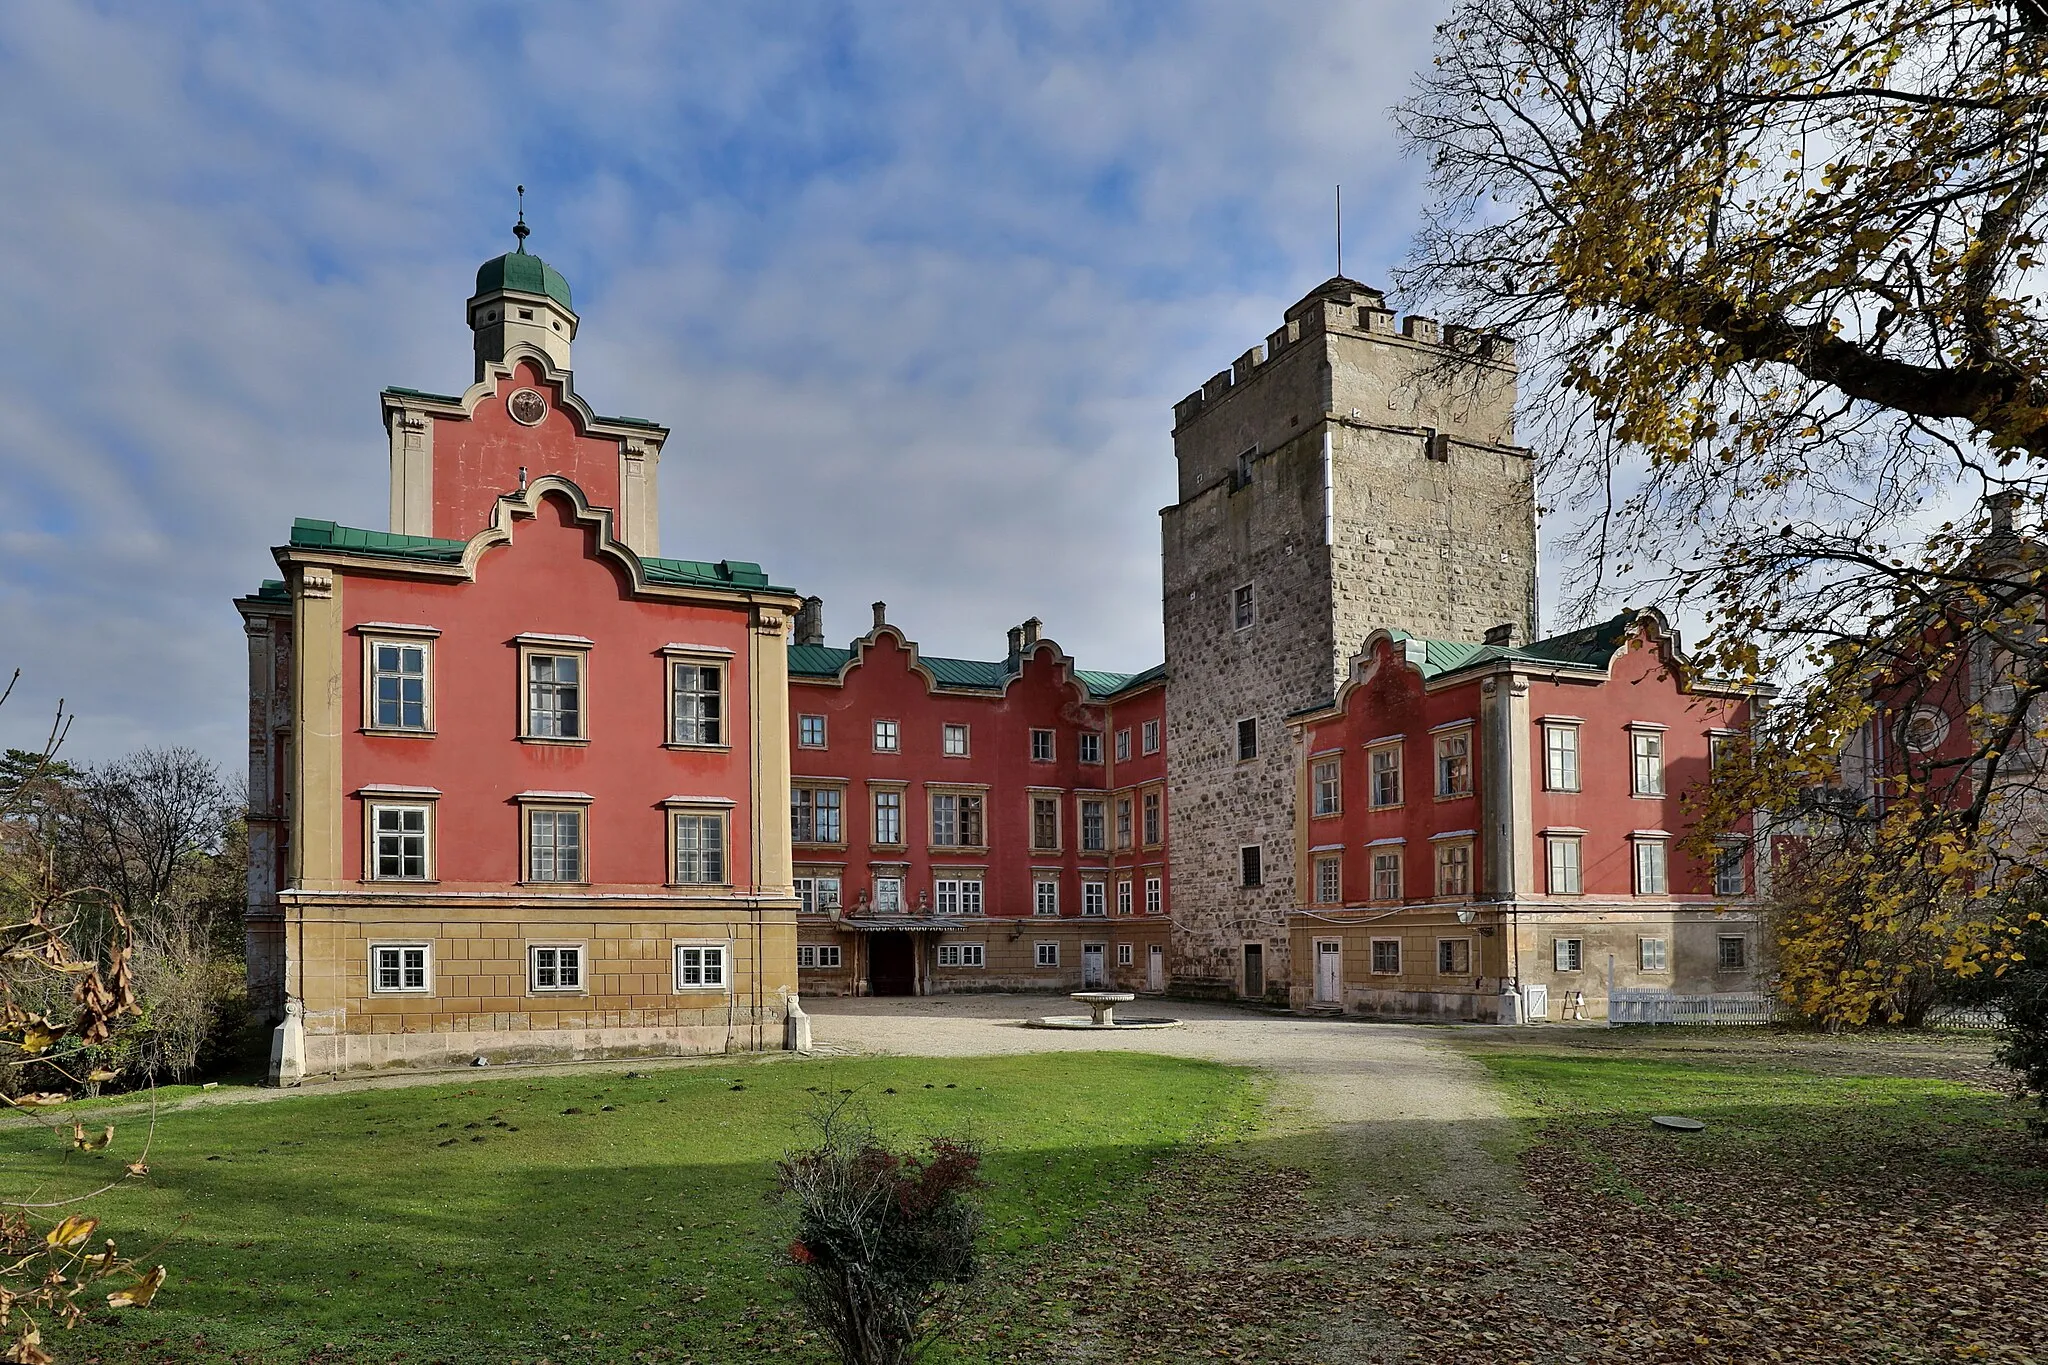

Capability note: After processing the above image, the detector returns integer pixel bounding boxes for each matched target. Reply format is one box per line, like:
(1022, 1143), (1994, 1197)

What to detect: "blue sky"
(0, 2), (1451, 771)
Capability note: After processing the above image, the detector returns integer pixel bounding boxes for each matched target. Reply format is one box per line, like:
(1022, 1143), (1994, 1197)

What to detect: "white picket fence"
(1607, 989), (1778, 1027)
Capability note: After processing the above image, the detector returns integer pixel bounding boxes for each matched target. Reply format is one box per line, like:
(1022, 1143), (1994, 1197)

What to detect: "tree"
(1400, 0), (2048, 1021)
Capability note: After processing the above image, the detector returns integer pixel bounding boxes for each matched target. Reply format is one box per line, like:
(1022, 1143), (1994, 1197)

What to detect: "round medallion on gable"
(508, 388), (548, 425)
(1901, 706), (1951, 753)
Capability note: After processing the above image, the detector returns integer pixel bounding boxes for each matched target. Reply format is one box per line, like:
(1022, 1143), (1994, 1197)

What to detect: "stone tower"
(1161, 276), (1535, 997)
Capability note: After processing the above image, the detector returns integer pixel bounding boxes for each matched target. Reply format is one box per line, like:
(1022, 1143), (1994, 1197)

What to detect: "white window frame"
(1082, 880), (1107, 917)
(1034, 941), (1060, 969)
(1545, 835), (1582, 896)
(528, 944), (585, 993)
(1141, 719), (1160, 755)
(673, 941), (730, 992)
(1369, 743), (1403, 808)
(521, 802), (589, 885)
(1639, 937), (1669, 972)
(1078, 732), (1103, 765)
(1630, 725), (1666, 797)
(1554, 937), (1584, 972)
(1080, 798), (1106, 852)
(942, 722), (970, 757)
(1117, 943), (1134, 967)
(792, 784), (845, 846)
(872, 788), (904, 846)
(1117, 879), (1133, 915)
(1115, 728), (1132, 763)
(1030, 728), (1055, 762)
(1435, 841), (1472, 897)
(668, 807), (731, 887)
(1115, 796), (1133, 849)
(934, 876), (982, 916)
(794, 874), (843, 914)
(369, 942), (432, 994)
(797, 713), (828, 749)
(1542, 722), (1581, 793)
(1437, 938), (1471, 976)
(873, 876), (904, 912)
(1312, 757), (1342, 817)
(1370, 938), (1401, 975)
(1435, 728), (1473, 798)
(938, 942), (986, 968)
(1141, 789), (1162, 846)
(1033, 878), (1059, 916)
(1715, 841), (1748, 897)
(518, 640), (590, 743)
(872, 718), (899, 752)
(1370, 849), (1402, 902)
(1314, 853), (1341, 906)
(1633, 837), (1669, 896)
(1144, 876), (1162, 914)
(665, 653), (728, 749)
(363, 632), (435, 735)
(367, 800), (434, 882)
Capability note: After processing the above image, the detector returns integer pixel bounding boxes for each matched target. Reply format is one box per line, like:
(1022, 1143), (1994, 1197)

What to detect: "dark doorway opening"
(1243, 943), (1264, 998)
(870, 932), (917, 996)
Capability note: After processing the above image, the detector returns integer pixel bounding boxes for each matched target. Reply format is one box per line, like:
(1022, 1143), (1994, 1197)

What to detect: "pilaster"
(290, 565), (345, 891)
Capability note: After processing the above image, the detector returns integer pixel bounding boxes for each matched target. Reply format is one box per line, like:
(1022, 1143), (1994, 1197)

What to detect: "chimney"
(871, 601), (888, 630)
(1007, 625), (1024, 661)
(1989, 490), (2020, 536)
(1021, 617), (1042, 648)
(1483, 622), (1516, 647)
(794, 596), (825, 647)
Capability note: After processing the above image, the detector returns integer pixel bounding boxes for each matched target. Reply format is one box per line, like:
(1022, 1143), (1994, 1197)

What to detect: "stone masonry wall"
(1162, 280), (1535, 997)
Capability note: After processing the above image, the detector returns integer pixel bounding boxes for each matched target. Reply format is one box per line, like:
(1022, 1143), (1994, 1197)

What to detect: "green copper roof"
(1392, 611), (1637, 681)
(288, 519), (787, 591)
(788, 644), (1162, 700)
(475, 250), (573, 311)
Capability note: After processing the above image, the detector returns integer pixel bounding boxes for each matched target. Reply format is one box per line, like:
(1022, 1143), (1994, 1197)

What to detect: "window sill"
(1434, 792), (1473, 803)
(519, 881), (592, 889)
(528, 990), (589, 997)
(667, 882), (735, 891)
(927, 845), (988, 855)
(519, 735), (590, 747)
(361, 727), (437, 740)
(794, 841), (848, 851)
(363, 878), (440, 886)
(1631, 792), (1667, 800)
(870, 843), (909, 854)
(672, 987), (732, 995)
(368, 990), (435, 997)
(664, 742), (733, 753)
(1310, 810), (1342, 820)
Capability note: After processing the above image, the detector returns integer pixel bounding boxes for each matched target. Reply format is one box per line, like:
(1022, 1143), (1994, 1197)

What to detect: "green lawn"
(2, 1052), (1256, 1364)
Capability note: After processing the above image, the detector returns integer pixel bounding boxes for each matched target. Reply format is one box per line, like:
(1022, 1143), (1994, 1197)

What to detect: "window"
(930, 792), (985, 848)
(1633, 839), (1669, 895)
(1236, 447), (1256, 486)
(1554, 937), (1583, 972)
(1035, 942), (1060, 968)
(1116, 797), (1133, 849)
(529, 945), (583, 992)
(1031, 796), (1059, 851)
(938, 943), (986, 968)
(525, 807), (585, 883)
(1240, 845), (1262, 888)
(1436, 842), (1472, 897)
(934, 877), (983, 915)
(1715, 842), (1748, 897)
(1545, 836), (1582, 895)
(370, 943), (430, 993)
(669, 661), (724, 746)
(1312, 757), (1341, 816)
(1031, 729), (1055, 762)
(943, 723), (969, 757)
(1117, 880), (1133, 915)
(1370, 745), (1402, 807)
(873, 790), (903, 845)
(1543, 723), (1581, 792)
(1144, 877), (1162, 914)
(1115, 729), (1131, 763)
(1083, 881), (1107, 917)
(1435, 730), (1472, 797)
(525, 652), (583, 739)
(1631, 727), (1665, 796)
(1080, 799), (1106, 852)
(1142, 720), (1160, 755)
(1233, 583), (1254, 630)
(1237, 718), (1258, 762)
(1437, 939), (1470, 975)
(1034, 879), (1059, 916)
(1079, 732), (1103, 764)
(798, 713), (827, 748)
(1639, 937), (1668, 972)
(370, 803), (430, 880)
(794, 876), (842, 913)
(1718, 936), (1749, 971)
(792, 786), (843, 844)
(873, 877), (903, 912)
(671, 810), (728, 885)
(367, 639), (430, 732)
(1371, 849), (1402, 902)
(873, 719), (899, 752)
(1117, 943), (1134, 967)
(797, 944), (843, 969)
(1314, 854), (1341, 906)
(1142, 791), (1162, 845)
(674, 943), (728, 990)
(1371, 939), (1401, 974)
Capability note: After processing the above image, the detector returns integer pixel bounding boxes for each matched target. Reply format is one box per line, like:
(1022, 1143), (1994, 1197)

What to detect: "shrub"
(775, 1103), (982, 1365)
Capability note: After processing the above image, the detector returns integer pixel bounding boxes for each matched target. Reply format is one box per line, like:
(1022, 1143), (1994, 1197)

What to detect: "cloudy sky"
(0, 2), (1463, 771)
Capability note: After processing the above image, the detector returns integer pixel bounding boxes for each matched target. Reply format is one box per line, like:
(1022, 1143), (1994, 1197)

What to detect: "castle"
(238, 236), (1762, 1079)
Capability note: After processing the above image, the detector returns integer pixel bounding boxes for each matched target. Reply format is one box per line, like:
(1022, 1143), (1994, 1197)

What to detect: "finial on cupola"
(513, 185), (530, 253)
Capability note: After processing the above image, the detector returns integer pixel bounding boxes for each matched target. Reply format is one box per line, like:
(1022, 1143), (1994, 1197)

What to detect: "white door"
(1314, 939), (1342, 1003)
(1147, 944), (1164, 992)
(1082, 943), (1106, 987)
(1522, 983), (1550, 1021)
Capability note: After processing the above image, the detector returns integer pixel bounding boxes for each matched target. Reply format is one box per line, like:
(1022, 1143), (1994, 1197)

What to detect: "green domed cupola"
(466, 187), (579, 378)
